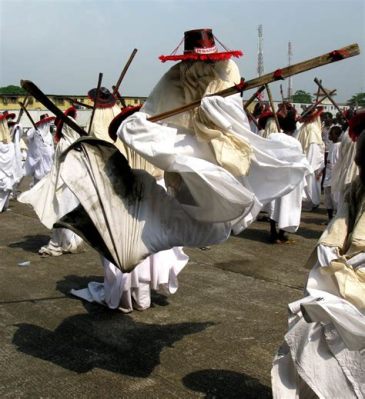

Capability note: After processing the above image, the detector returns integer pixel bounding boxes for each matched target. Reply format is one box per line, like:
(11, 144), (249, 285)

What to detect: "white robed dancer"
(296, 107), (325, 210)
(19, 107), (84, 256)
(24, 114), (55, 186)
(260, 104), (308, 242)
(119, 28), (311, 234)
(0, 112), (23, 211)
(272, 112), (365, 399)
(331, 126), (359, 209)
(71, 92), (189, 312)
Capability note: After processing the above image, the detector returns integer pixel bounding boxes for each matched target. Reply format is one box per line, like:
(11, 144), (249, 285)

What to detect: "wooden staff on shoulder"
(243, 85), (265, 111)
(112, 86), (126, 108)
(314, 78), (347, 120)
(280, 84), (285, 102)
(20, 80), (88, 136)
(148, 43), (359, 123)
(18, 101), (37, 130)
(88, 72), (103, 135)
(65, 97), (93, 109)
(16, 96), (29, 124)
(112, 48), (138, 100)
(265, 83), (281, 131)
(300, 88), (337, 119)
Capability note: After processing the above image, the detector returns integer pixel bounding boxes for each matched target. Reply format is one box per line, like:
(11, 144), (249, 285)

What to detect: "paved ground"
(0, 186), (327, 398)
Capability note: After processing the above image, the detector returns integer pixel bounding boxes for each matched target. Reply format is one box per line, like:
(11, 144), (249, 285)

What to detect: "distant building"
(0, 93), (147, 129)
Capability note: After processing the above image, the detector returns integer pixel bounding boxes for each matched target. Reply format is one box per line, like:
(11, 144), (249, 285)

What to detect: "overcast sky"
(1, 0), (364, 103)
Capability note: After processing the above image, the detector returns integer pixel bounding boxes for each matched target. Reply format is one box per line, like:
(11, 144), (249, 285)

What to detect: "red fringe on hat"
(0, 112), (16, 121)
(35, 116), (56, 127)
(55, 106), (78, 143)
(299, 107), (324, 123)
(159, 50), (243, 63)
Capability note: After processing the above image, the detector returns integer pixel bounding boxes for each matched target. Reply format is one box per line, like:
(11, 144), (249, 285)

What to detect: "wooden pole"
(18, 101), (37, 130)
(16, 96), (29, 124)
(314, 79), (322, 103)
(20, 80), (88, 137)
(65, 97), (93, 109)
(314, 78), (347, 120)
(148, 43), (359, 123)
(243, 85), (265, 110)
(112, 85), (127, 108)
(300, 88), (337, 119)
(265, 84), (281, 131)
(112, 48), (138, 97)
(246, 108), (260, 129)
(88, 72), (103, 135)
(280, 84), (285, 102)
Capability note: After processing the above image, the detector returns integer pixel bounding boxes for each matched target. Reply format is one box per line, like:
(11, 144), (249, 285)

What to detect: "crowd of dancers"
(0, 28), (364, 398)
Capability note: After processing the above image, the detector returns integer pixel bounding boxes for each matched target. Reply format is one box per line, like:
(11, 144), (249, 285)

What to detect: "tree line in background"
(0, 85), (364, 107)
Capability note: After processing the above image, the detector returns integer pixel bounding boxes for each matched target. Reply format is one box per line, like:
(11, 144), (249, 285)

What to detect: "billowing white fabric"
(260, 117), (279, 138)
(297, 116), (324, 154)
(0, 120), (22, 211)
(18, 120), (80, 229)
(296, 117), (325, 208)
(261, 132), (306, 232)
(10, 124), (25, 183)
(302, 143), (324, 208)
(71, 247), (189, 311)
(24, 122), (55, 183)
(87, 105), (121, 143)
(331, 130), (359, 207)
(271, 245), (365, 397)
(119, 95), (311, 227)
(323, 141), (341, 188)
(58, 139), (231, 272)
(38, 227), (84, 256)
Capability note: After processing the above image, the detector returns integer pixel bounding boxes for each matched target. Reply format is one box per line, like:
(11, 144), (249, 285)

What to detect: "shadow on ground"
(182, 369), (272, 399)
(12, 313), (213, 378)
(8, 235), (49, 252)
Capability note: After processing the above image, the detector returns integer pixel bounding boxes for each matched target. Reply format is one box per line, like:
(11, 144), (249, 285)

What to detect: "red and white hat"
(299, 106), (324, 123)
(0, 111), (16, 121)
(88, 87), (116, 108)
(35, 113), (56, 127)
(159, 28), (243, 62)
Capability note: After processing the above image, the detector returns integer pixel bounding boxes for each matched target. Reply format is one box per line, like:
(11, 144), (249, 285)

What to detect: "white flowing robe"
(24, 121), (55, 183)
(0, 120), (23, 211)
(272, 179), (365, 399)
(119, 95), (311, 232)
(297, 117), (325, 209)
(83, 104), (189, 310)
(18, 120), (83, 255)
(263, 133), (306, 232)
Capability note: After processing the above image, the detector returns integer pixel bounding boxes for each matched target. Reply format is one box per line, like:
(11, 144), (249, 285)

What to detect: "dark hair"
(252, 102), (265, 117)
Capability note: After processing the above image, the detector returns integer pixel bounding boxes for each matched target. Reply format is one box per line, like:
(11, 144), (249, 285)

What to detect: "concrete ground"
(0, 188), (327, 398)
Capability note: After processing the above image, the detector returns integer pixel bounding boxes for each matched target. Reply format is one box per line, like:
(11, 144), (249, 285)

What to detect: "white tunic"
(24, 122), (55, 183)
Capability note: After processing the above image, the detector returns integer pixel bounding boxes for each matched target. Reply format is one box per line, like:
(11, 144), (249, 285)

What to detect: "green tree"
(347, 92), (365, 107)
(291, 90), (312, 104)
(0, 85), (27, 95)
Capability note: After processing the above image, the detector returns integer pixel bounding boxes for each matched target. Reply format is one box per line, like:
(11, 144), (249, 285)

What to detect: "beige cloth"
(297, 116), (324, 154)
(0, 120), (11, 143)
(261, 117), (278, 139)
(142, 59), (253, 177)
(331, 131), (359, 206)
(88, 105), (156, 176)
(317, 178), (365, 308)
